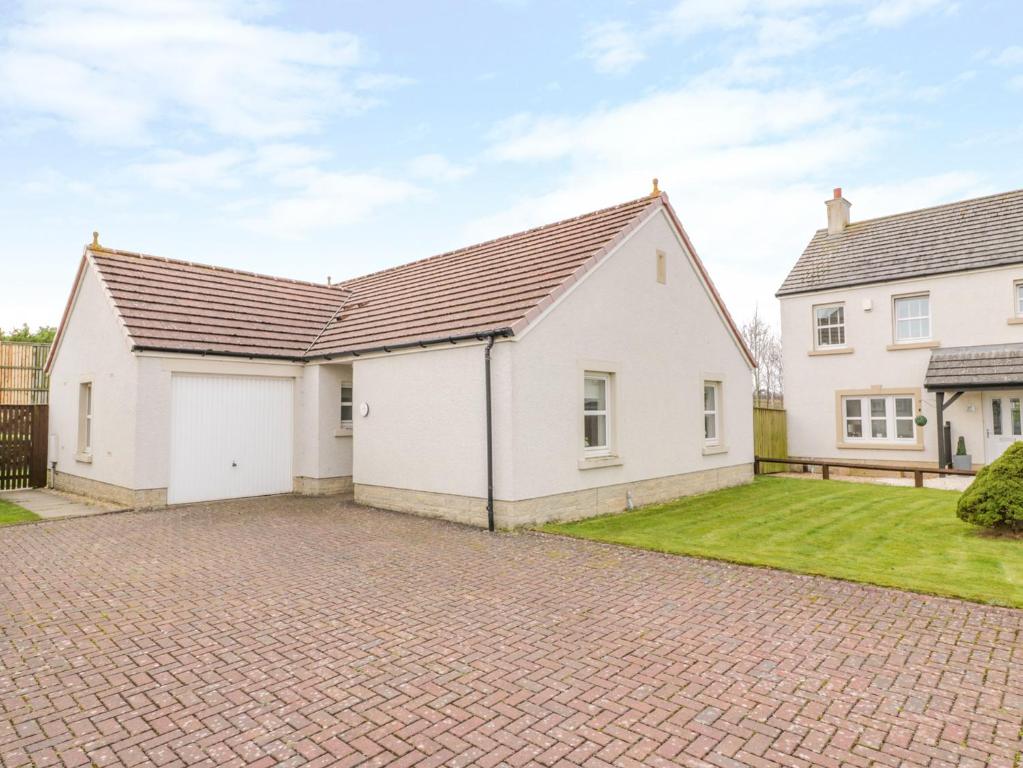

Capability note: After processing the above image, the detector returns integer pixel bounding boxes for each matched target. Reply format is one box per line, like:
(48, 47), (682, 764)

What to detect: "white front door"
(168, 374), (294, 505)
(983, 391), (1023, 463)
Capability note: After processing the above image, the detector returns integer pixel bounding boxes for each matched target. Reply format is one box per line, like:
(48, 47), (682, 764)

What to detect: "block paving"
(1, 496), (1021, 767)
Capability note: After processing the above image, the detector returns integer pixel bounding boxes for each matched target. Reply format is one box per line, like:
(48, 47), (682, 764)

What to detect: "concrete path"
(0, 495), (1019, 767)
(0, 487), (123, 519)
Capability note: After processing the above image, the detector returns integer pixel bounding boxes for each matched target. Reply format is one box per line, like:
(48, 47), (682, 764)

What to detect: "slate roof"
(777, 189), (1023, 297)
(924, 343), (1023, 390)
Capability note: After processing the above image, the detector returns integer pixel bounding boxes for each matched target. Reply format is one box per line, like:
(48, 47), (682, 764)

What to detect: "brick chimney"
(826, 187), (851, 235)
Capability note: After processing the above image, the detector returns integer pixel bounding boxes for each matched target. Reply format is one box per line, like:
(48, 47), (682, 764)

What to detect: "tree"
(0, 324), (57, 344)
(741, 307), (783, 405)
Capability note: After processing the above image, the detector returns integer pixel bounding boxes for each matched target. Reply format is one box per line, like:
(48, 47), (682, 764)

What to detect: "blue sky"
(2, 0), (1021, 331)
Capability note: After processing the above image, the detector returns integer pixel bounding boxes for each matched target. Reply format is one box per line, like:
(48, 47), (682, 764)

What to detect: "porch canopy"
(924, 343), (1023, 467)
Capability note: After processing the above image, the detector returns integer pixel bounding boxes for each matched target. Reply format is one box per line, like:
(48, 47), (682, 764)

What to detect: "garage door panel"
(168, 375), (294, 505)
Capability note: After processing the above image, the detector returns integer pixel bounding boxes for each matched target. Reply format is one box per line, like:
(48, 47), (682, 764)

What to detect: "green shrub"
(956, 442), (1023, 531)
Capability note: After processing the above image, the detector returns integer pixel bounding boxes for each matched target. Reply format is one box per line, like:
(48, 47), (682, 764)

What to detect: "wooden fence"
(0, 342), (50, 405)
(754, 455), (975, 487)
(753, 405), (787, 474)
(0, 405), (49, 490)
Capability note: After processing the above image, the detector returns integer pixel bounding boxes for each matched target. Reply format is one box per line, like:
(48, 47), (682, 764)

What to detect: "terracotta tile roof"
(777, 189), (1023, 297)
(51, 191), (753, 368)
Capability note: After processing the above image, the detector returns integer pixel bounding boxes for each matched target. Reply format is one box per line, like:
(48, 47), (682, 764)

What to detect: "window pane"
(341, 405), (353, 422)
(871, 419), (887, 438)
(992, 399), (1003, 436)
(870, 398), (886, 418)
(845, 399), (861, 418)
(705, 413), (717, 440)
(704, 384), (716, 411)
(341, 384), (353, 401)
(895, 398), (913, 417)
(1012, 399), (1022, 437)
(584, 414), (607, 448)
(846, 419), (862, 438)
(1017, 285), (1023, 314)
(584, 377), (606, 411)
(896, 419), (914, 439)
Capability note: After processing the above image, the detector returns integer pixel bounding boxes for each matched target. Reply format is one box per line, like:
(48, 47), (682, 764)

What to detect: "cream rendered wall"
(506, 207), (754, 501)
(351, 342), (500, 499)
(780, 264), (1023, 464)
(48, 261), (138, 489)
(296, 362), (353, 480)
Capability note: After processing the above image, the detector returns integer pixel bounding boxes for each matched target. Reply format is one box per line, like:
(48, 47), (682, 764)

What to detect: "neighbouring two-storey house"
(779, 188), (1023, 469)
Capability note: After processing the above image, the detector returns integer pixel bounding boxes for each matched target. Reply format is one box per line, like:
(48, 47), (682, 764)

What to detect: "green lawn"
(543, 476), (1023, 608)
(0, 498), (39, 526)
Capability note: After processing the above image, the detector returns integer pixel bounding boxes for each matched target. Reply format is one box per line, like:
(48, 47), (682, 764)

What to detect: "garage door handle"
(231, 461), (237, 467)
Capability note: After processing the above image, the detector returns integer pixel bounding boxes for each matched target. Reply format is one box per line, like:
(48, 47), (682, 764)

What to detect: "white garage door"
(168, 374), (294, 505)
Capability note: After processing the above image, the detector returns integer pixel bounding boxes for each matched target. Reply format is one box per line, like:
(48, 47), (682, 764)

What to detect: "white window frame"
(1015, 281), (1023, 316)
(893, 293), (931, 343)
(78, 381), (92, 456)
(583, 372), (612, 457)
(340, 381), (353, 429)
(813, 303), (846, 349)
(841, 394), (916, 444)
(703, 381), (722, 447)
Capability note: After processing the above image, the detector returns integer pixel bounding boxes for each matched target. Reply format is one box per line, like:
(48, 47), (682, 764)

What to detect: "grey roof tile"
(924, 343), (1023, 390)
(777, 189), (1023, 297)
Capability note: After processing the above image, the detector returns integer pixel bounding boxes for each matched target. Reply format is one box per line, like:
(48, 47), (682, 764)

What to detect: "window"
(1016, 282), (1023, 315)
(78, 382), (92, 454)
(992, 398), (1003, 436)
(814, 304), (845, 348)
(340, 382), (353, 428)
(704, 381), (721, 445)
(894, 294), (930, 342)
(1013, 398), (1022, 437)
(842, 394), (916, 443)
(583, 373), (610, 455)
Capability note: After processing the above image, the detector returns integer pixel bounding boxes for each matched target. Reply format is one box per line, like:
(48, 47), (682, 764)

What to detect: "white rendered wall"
(48, 261), (138, 489)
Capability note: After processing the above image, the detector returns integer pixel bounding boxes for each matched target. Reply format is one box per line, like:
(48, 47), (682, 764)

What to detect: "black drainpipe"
(484, 333), (497, 532)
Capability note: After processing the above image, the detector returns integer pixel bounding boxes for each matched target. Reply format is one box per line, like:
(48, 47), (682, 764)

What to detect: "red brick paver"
(1, 497), (1021, 767)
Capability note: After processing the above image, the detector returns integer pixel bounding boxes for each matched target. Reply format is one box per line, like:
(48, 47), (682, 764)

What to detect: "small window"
(78, 382), (92, 454)
(1012, 398), (1022, 437)
(703, 381), (721, 445)
(584, 373), (610, 455)
(894, 294), (930, 343)
(842, 394), (917, 444)
(340, 383), (353, 428)
(1016, 282), (1023, 316)
(814, 304), (845, 347)
(656, 250), (666, 284)
(992, 398), (1003, 436)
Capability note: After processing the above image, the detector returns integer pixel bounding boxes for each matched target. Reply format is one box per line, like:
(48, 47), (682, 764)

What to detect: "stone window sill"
(578, 454), (623, 470)
(334, 427), (353, 438)
(808, 347), (853, 356)
(836, 441), (924, 451)
(886, 340), (940, 351)
(75, 451), (93, 464)
(702, 443), (729, 456)
(1008, 317), (1023, 325)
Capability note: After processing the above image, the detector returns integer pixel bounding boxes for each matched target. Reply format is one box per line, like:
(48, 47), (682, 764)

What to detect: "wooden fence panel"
(753, 406), (787, 474)
(0, 342), (50, 405)
(0, 405), (48, 490)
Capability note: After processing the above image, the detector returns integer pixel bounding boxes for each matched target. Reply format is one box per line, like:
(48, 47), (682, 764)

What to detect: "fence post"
(822, 464), (830, 480)
(753, 458), (760, 476)
(914, 470), (923, 488)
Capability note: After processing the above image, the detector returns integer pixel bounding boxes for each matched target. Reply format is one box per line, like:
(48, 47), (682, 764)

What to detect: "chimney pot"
(825, 188), (851, 235)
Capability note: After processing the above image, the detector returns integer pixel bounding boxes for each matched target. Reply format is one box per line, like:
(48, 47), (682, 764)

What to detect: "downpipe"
(484, 334), (496, 532)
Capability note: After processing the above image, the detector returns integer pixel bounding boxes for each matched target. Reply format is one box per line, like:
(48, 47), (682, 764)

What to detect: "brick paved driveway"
(1, 498), (1021, 768)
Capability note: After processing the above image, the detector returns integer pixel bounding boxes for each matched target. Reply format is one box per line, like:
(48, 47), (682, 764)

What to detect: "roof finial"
(91, 231), (100, 248)
(649, 177), (660, 197)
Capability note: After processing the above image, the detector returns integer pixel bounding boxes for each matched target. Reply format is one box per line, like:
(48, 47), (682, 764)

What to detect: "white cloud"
(994, 46), (1023, 66)
(581, 21), (647, 74)
(865, 0), (953, 28)
(247, 170), (422, 237)
(408, 154), (475, 183)
(0, 0), (404, 143)
(127, 149), (245, 191)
